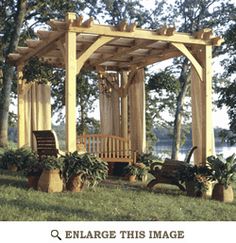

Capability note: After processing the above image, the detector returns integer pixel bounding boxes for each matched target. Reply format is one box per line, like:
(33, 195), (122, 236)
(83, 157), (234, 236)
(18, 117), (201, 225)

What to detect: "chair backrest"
(32, 130), (59, 158)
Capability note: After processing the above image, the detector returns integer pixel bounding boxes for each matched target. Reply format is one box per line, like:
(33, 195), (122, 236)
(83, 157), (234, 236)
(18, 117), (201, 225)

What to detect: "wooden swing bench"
(147, 146), (197, 191)
(78, 134), (136, 164)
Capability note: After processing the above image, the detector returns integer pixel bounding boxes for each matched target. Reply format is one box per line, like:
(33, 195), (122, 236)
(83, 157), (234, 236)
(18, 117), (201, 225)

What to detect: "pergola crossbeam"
(68, 25), (214, 46)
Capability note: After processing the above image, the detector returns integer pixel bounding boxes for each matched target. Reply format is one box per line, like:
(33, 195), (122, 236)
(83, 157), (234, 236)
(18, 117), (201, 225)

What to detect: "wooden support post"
(129, 69), (146, 154)
(202, 45), (214, 162)
(191, 45), (214, 165)
(65, 12), (77, 152)
(121, 71), (128, 138)
(17, 65), (25, 148)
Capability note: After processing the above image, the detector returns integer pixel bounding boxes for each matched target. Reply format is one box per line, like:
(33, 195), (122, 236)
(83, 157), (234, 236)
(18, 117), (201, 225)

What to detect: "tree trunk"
(171, 59), (190, 159)
(0, 0), (27, 147)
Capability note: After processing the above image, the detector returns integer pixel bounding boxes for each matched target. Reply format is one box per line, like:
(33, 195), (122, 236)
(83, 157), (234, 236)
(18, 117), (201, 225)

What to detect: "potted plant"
(207, 153), (236, 202)
(15, 147), (34, 171)
(37, 155), (64, 193)
(124, 163), (149, 183)
(1, 149), (19, 171)
(1, 147), (36, 172)
(62, 152), (108, 192)
(23, 154), (42, 190)
(179, 164), (213, 198)
(136, 152), (159, 167)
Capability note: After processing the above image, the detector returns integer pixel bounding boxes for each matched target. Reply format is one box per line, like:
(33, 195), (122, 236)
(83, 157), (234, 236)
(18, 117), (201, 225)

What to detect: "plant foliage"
(136, 152), (160, 167)
(124, 163), (149, 179)
(41, 155), (64, 171)
(207, 153), (236, 188)
(0, 147), (38, 170)
(62, 152), (108, 187)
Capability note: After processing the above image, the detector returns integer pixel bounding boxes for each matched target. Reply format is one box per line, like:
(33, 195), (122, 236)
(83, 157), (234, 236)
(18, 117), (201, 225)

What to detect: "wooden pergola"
(9, 12), (223, 164)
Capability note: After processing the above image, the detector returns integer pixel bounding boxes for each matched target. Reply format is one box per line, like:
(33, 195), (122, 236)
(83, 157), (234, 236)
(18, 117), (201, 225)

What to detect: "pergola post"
(191, 45), (214, 165)
(121, 71), (128, 138)
(129, 69), (146, 154)
(17, 65), (25, 148)
(65, 13), (77, 152)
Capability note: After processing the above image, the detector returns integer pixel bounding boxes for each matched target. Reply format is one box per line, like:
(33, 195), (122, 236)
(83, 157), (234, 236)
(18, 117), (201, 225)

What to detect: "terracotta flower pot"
(8, 164), (18, 172)
(27, 175), (40, 190)
(185, 181), (196, 197)
(37, 169), (63, 193)
(66, 174), (85, 192)
(185, 181), (206, 198)
(129, 175), (136, 183)
(212, 183), (234, 203)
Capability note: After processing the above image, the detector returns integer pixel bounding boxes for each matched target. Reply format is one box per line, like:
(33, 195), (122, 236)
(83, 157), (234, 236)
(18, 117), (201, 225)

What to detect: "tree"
(217, 17), (236, 144)
(0, 0), (27, 147)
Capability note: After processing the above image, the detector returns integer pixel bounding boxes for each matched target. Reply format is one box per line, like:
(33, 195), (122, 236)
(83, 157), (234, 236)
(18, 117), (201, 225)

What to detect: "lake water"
(153, 145), (236, 160)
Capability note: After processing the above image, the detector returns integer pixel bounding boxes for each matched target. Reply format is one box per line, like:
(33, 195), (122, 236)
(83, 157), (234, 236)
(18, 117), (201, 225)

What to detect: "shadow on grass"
(101, 178), (186, 197)
(0, 177), (27, 189)
(0, 197), (93, 221)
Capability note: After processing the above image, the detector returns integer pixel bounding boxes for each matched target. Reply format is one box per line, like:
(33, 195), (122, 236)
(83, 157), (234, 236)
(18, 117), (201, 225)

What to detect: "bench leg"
(175, 182), (186, 192)
(147, 179), (159, 188)
(147, 178), (186, 192)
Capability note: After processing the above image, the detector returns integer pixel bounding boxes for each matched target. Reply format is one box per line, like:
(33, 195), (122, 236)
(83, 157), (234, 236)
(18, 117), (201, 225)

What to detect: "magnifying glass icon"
(51, 230), (62, 240)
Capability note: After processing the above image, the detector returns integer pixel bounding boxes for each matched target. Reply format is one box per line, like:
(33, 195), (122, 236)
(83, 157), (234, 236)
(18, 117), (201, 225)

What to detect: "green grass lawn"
(0, 169), (236, 221)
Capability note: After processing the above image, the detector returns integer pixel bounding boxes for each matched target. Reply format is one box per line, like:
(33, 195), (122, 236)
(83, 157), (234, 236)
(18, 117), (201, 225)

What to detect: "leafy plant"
(62, 152), (108, 187)
(24, 162), (43, 177)
(124, 163), (149, 180)
(207, 153), (236, 188)
(179, 164), (213, 195)
(136, 152), (160, 167)
(41, 155), (64, 171)
(124, 164), (139, 176)
(1, 149), (17, 169)
(0, 147), (37, 170)
(16, 148), (38, 170)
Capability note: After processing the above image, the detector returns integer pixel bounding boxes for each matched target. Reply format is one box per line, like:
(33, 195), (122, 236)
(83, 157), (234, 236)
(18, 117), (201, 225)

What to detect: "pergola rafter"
(9, 12), (224, 164)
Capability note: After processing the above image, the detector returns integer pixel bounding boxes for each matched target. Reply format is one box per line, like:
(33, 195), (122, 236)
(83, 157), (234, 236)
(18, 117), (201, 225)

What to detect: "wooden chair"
(147, 146), (197, 191)
(32, 130), (64, 159)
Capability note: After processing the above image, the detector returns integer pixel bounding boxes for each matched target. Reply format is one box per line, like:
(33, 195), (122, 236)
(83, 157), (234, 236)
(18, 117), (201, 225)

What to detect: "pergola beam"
(171, 43), (203, 80)
(68, 25), (214, 46)
(76, 36), (114, 74)
(16, 31), (65, 65)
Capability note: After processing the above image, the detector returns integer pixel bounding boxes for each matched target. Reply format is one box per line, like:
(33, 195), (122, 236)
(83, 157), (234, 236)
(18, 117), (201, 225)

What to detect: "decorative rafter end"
(82, 17), (94, 28)
(127, 22), (137, 32)
(117, 19), (128, 31)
